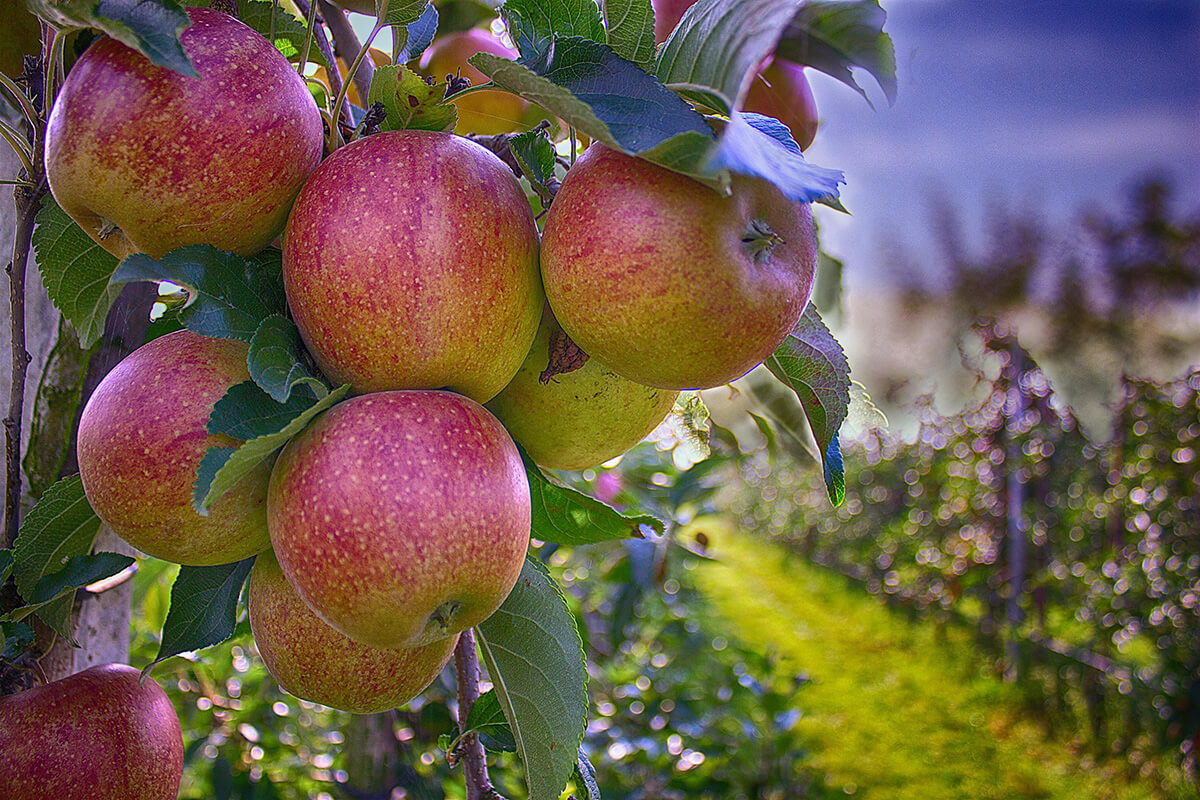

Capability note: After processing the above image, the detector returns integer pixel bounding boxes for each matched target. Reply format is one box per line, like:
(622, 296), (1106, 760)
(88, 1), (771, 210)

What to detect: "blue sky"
(805, 0), (1200, 288)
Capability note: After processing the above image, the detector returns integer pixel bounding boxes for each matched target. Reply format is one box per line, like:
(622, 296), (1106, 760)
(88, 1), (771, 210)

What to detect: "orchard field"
(1, 0), (1198, 798)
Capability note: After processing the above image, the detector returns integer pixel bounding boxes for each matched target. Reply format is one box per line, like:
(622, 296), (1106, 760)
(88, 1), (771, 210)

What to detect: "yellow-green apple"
(745, 58), (819, 150)
(0, 4), (40, 80)
(44, 6), (323, 259)
(487, 308), (679, 470)
(76, 329), (272, 566)
(282, 130), (542, 402)
(267, 390), (530, 649)
(0, 664), (183, 800)
(540, 145), (817, 390)
(249, 550), (458, 713)
(420, 28), (529, 135)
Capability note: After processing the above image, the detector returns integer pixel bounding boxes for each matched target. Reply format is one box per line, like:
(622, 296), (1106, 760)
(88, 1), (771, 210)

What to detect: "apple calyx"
(423, 600), (464, 641)
(540, 324), (590, 384)
(742, 218), (786, 262)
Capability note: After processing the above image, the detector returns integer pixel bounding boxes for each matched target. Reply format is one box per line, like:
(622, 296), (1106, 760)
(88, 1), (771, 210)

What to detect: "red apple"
(0, 664), (183, 800)
(77, 329), (272, 566)
(267, 390), (530, 649)
(282, 130), (542, 402)
(45, 7), (323, 259)
(540, 145), (817, 390)
(652, 0), (698, 43)
(420, 29), (529, 135)
(248, 550), (458, 714)
(745, 58), (819, 150)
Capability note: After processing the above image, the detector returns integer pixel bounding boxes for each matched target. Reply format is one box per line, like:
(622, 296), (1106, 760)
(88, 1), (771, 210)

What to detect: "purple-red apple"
(282, 130), (542, 402)
(487, 308), (679, 470)
(420, 28), (529, 135)
(248, 550), (458, 713)
(541, 145), (817, 390)
(44, 7), (323, 259)
(745, 57), (819, 150)
(267, 390), (530, 649)
(0, 664), (183, 800)
(76, 329), (272, 566)
(652, 0), (697, 43)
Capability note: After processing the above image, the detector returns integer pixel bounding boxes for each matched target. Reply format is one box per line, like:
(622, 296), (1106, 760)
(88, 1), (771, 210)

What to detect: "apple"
(313, 47), (391, 108)
(487, 308), (679, 470)
(419, 28), (529, 135)
(44, 6), (323, 259)
(540, 145), (817, 390)
(652, 0), (697, 43)
(744, 58), (819, 150)
(267, 390), (530, 649)
(248, 550), (457, 713)
(76, 329), (272, 566)
(0, 4), (40, 80)
(282, 130), (542, 402)
(0, 664), (183, 800)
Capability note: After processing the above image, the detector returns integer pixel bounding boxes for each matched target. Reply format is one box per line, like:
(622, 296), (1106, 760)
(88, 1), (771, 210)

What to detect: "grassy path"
(686, 517), (1173, 800)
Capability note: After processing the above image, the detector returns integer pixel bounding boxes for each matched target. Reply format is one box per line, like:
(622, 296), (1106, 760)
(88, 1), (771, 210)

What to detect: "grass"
(683, 516), (1186, 800)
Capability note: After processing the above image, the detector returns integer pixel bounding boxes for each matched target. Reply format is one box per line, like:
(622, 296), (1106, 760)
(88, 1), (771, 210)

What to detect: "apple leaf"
(147, 557), (255, 672)
(603, 0), (656, 72)
(0, 549), (11, 583)
(10, 475), (102, 638)
(656, 0), (804, 114)
(395, 2), (438, 62)
(471, 37), (710, 155)
(209, 381), (320, 440)
(26, 0), (197, 76)
(462, 690), (518, 752)
(112, 245), (287, 343)
(377, 0), (431, 27)
(742, 368), (820, 464)
(776, 0), (897, 107)
(368, 64), (458, 133)
(1, 621), (34, 660)
(190, 0), (330, 67)
(476, 557), (587, 800)
(524, 453), (664, 544)
(5, 553), (135, 635)
(509, 127), (557, 201)
(194, 384), (351, 514)
(501, 0), (606, 61)
(573, 751), (602, 800)
(31, 197), (121, 350)
(708, 112), (844, 204)
(247, 314), (329, 403)
(763, 306), (850, 504)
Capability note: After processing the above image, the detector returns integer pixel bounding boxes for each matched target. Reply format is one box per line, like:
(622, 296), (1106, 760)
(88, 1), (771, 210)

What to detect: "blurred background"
(100, 0), (1200, 798)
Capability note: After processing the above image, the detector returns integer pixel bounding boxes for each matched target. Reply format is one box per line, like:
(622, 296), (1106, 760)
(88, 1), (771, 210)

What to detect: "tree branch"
(319, 0), (374, 106)
(294, 0), (348, 129)
(455, 629), (502, 800)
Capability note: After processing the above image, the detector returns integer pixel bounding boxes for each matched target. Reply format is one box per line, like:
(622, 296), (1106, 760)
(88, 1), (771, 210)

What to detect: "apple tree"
(0, 0), (894, 797)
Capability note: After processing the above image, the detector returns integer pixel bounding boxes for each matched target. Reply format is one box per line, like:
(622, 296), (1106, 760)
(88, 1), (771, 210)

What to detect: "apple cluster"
(9, 4), (820, 794)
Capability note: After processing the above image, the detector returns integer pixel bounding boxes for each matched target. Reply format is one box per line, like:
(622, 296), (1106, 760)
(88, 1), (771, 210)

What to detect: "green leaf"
(500, 0), (606, 60)
(395, 2), (438, 62)
(708, 112), (844, 204)
(368, 64), (458, 132)
(7, 552), (135, 629)
(525, 455), (664, 544)
(0, 549), (12, 583)
(1, 621), (35, 660)
(509, 127), (556, 201)
(32, 197), (121, 349)
(776, 0), (897, 107)
(476, 558), (588, 800)
(573, 751), (602, 800)
(194, 384), (351, 513)
(377, 0), (431, 27)
(464, 690), (517, 751)
(234, 0), (329, 67)
(657, 0), (804, 114)
(147, 558), (255, 671)
(471, 37), (710, 155)
(208, 381), (318, 440)
(763, 306), (850, 504)
(247, 314), (328, 403)
(192, 446), (237, 515)
(603, 0), (656, 72)
(10, 475), (102, 637)
(111, 245), (286, 343)
(27, 0), (197, 76)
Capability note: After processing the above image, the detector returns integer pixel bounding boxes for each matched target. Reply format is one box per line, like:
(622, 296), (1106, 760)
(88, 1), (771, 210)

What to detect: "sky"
(804, 0), (1200, 289)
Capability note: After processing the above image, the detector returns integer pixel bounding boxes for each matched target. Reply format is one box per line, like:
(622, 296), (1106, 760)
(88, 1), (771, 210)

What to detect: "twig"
(294, 0), (347, 130)
(319, 0), (373, 107)
(455, 630), (502, 800)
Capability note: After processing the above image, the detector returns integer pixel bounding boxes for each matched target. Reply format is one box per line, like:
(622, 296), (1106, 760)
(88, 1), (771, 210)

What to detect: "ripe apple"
(0, 664), (183, 800)
(540, 145), (817, 390)
(76, 329), (272, 566)
(652, 0), (697, 43)
(44, 6), (323, 259)
(267, 390), (530, 649)
(248, 550), (457, 713)
(282, 130), (542, 402)
(0, 4), (40, 80)
(420, 28), (529, 135)
(487, 308), (679, 470)
(744, 58), (819, 150)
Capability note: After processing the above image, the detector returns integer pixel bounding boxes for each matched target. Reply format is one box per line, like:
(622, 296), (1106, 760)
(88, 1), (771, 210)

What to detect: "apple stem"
(454, 629), (504, 800)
